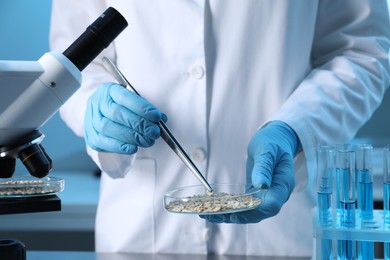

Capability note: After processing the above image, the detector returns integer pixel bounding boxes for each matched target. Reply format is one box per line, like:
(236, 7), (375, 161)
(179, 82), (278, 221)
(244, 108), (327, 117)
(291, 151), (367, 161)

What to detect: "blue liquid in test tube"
(316, 146), (335, 260)
(385, 183), (390, 225)
(337, 150), (356, 260)
(339, 168), (356, 228)
(384, 146), (390, 260)
(335, 144), (350, 223)
(356, 144), (374, 260)
(357, 170), (373, 220)
(384, 182), (390, 259)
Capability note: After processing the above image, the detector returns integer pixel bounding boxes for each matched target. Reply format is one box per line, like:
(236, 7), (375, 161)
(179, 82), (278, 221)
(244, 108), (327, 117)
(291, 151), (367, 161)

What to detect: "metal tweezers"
(102, 57), (213, 194)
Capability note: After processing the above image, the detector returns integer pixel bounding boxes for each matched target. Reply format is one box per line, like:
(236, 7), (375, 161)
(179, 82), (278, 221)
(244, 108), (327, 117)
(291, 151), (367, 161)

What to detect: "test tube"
(317, 145), (334, 225)
(316, 145), (334, 260)
(336, 150), (356, 260)
(384, 146), (390, 259)
(335, 144), (352, 221)
(356, 144), (374, 260)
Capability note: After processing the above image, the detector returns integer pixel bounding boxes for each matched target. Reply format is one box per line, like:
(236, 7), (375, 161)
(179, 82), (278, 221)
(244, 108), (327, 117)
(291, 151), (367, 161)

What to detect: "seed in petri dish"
(205, 189), (214, 196)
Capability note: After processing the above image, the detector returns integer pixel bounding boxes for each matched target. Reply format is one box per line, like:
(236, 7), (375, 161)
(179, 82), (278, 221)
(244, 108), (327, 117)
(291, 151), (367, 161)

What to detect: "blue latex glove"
(200, 121), (300, 223)
(84, 82), (166, 154)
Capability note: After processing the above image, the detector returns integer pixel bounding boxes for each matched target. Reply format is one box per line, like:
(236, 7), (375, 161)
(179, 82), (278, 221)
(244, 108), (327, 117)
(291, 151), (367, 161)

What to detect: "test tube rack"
(313, 144), (390, 259)
(313, 208), (390, 259)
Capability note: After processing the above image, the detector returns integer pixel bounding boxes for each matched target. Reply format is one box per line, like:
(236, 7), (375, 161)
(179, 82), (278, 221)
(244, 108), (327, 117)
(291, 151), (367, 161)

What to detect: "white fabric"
(50, 0), (390, 256)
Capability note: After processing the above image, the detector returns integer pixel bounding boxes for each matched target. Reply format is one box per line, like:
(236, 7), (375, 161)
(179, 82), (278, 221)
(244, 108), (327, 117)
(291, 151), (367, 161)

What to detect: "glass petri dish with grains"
(164, 183), (264, 215)
(0, 176), (64, 198)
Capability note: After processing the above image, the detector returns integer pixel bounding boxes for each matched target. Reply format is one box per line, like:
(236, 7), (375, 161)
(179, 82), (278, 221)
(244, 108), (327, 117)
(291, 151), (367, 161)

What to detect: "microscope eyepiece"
(63, 7), (128, 71)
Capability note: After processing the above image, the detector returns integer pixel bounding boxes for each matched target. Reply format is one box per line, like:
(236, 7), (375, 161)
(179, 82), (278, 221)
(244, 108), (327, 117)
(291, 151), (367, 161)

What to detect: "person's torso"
(96, 0), (318, 255)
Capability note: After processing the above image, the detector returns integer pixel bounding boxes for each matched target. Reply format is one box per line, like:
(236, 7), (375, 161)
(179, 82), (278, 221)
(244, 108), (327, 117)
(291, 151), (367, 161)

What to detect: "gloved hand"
(200, 121), (300, 223)
(84, 82), (166, 154)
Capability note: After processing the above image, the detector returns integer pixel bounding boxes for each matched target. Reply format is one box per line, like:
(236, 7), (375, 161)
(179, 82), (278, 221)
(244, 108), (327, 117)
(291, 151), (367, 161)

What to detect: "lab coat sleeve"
(271, 0), (390, 190)
(49, 0), (135, 178)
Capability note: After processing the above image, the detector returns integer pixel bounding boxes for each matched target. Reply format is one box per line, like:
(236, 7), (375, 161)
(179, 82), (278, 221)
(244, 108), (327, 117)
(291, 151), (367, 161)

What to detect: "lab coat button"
(190, 148), (206, 162)
(190, 66), (204, 79)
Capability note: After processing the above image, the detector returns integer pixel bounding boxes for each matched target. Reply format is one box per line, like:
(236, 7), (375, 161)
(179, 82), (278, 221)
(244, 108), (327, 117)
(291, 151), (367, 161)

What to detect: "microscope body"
(0, 53), (82, 178)
(0, 6), (128, 179)
(0, 7), (128, 260)
(0, 52), (81, 145)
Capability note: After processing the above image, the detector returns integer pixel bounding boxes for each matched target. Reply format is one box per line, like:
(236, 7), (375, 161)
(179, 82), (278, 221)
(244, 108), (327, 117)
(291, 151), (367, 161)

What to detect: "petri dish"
(0, 176), (64, 198)
(164, 183), (264, 215)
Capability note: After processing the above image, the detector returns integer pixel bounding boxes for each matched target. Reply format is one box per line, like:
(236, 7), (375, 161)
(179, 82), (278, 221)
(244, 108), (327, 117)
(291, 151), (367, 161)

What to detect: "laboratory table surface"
(27, 251), (310, 260)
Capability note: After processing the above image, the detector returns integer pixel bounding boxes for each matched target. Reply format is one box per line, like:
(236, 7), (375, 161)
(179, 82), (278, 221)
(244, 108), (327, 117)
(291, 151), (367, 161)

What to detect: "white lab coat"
(50, 0), (390, 256)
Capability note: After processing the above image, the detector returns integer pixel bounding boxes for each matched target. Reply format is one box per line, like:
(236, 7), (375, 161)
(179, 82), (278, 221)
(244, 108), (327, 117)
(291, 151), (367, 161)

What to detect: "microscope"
(0, 7), (127, 259)
(0, 7), (127, 179)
